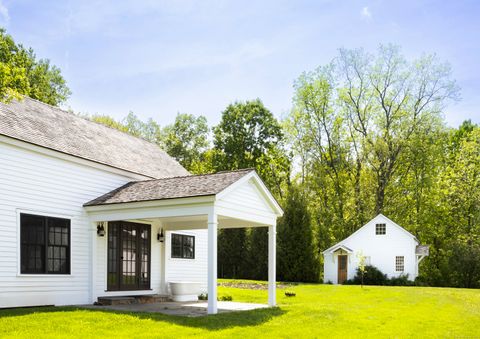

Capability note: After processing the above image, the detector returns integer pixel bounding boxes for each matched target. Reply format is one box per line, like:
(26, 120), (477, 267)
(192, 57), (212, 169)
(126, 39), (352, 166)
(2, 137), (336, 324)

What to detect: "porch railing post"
(207, 208), (218, 314)
(268, 222), (277, 307)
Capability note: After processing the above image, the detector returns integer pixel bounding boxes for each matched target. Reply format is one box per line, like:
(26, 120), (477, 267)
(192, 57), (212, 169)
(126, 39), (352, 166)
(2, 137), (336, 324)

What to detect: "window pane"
(20, 214), (46, 273)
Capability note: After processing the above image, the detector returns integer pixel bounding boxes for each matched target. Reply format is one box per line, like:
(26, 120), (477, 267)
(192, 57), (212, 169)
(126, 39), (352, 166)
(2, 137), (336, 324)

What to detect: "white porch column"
(268, 222), (277, 307)
(207, 208), (218, 314)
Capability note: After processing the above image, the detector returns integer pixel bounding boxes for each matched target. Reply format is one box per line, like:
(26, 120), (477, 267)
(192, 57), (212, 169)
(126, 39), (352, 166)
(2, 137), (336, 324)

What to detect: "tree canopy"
(0, 28), (70, 105)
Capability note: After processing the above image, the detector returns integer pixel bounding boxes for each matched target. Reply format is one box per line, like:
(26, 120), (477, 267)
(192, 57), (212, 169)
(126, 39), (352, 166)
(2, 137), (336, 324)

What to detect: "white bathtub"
(169, 281), (202, 302)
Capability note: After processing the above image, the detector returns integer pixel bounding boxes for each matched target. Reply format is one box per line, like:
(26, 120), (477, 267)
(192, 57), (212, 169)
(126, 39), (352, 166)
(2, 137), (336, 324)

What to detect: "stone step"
(97, 294), (170, 306)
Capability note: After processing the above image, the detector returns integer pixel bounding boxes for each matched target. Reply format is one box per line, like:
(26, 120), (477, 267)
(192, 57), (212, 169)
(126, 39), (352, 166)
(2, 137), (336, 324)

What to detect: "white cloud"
(361, 6), (372, 20)
(0, 0), (9, 26)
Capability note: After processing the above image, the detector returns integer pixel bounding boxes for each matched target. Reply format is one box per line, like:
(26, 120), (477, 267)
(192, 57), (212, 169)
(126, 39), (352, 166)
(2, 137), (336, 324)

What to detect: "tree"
(288, 44), (459, 259)
(277, 185), (319, 282)
(0, 28), (70, 105)
(160, 113), (209, 171)
(356, 251), (367, 288)
(213, 99), (290, 280)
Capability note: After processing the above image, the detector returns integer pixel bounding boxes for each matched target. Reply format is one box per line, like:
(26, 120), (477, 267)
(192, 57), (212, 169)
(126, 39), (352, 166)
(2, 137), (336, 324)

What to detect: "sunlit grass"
(1, 282), (479, 338)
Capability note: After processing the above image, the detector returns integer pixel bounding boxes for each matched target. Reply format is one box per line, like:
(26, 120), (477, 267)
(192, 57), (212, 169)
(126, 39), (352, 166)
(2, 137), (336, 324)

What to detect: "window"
(395, 256), (404, 272)
(375, 223), (386, 235)
(171, 233), (195, 259)
(20, 213), (70, 274)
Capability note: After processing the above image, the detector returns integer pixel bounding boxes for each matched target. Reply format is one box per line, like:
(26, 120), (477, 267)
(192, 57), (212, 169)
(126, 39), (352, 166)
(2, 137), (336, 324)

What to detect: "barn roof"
(0, 97), (189, 179)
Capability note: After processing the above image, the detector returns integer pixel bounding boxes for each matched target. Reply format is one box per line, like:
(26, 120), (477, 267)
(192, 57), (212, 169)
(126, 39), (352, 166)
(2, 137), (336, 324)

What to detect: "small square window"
(171, 234), (195, 259)
(375, 223), (386, 235)
(395, 256), (404, 272)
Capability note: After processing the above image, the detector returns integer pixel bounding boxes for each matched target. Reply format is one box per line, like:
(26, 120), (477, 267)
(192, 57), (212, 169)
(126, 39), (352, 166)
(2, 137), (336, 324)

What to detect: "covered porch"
(84, 169), (283, 314)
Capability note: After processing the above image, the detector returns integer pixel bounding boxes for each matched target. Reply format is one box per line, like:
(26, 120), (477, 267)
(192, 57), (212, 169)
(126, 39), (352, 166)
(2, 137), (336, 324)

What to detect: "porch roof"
(84, 169), (255, 206)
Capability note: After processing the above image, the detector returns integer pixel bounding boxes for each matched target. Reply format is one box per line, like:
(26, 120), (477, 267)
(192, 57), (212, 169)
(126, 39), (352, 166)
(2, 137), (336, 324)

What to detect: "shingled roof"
(0, 97), (189, 178)
(84, 168), (255, 206)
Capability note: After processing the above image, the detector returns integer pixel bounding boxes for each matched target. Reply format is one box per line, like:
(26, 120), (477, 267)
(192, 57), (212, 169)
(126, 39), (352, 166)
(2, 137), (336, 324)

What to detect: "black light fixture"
(157, 228), (164, 242)
(97, 222), (105, 237)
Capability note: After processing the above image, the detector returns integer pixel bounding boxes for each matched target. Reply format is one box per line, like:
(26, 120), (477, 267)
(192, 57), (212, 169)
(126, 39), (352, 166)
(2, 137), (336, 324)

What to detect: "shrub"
(218, 295), (233, 301)
(352, 265), (388, 285)
(284, 290), (296, 297)
(198, 293), (208, 300)
(347, 266), (416, 286)
(388, 274), (415, 286)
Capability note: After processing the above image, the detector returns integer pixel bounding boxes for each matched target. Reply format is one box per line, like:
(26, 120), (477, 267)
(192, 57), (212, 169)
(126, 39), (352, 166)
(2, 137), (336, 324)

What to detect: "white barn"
(323, 214), (429, 284)
(0, 97), (283, 314)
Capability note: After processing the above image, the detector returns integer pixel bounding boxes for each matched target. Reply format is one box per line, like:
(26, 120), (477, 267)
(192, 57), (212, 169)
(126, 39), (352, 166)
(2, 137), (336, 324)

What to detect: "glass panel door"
(107, 221), (151, 291)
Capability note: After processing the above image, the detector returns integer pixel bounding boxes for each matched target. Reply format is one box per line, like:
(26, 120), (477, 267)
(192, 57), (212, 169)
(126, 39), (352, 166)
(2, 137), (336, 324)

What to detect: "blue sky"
(1, 0), (479, 127)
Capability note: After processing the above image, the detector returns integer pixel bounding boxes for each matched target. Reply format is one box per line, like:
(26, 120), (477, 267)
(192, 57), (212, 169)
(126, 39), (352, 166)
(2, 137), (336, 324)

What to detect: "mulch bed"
(219, 281), (296, 290)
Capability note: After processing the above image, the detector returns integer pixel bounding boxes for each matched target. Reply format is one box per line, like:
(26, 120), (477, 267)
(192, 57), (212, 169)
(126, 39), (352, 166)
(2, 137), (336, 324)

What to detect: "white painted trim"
(216, 171), (283, 216)
(84, 196), (216, 212)
(0, 135), (153, 181)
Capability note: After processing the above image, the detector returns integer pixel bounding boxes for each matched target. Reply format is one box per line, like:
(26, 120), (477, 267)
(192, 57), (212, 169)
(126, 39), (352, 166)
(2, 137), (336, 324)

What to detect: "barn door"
(337, 255), (348, 284)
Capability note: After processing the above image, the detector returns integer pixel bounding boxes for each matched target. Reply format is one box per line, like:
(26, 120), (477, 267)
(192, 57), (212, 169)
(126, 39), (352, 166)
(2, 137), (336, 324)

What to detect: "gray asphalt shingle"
(84, 169), (254, 206)
(0, 97), (189, 178)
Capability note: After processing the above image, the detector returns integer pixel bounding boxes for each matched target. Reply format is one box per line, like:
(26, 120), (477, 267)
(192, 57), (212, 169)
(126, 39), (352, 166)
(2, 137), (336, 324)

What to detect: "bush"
(218, 295), (233, 301)
(284, 290), (296, 297)
(346, 265), (416, 286)
(388, 274), (415, 286)
(352, 265), (388, 285)
(198, 293), (208, 300)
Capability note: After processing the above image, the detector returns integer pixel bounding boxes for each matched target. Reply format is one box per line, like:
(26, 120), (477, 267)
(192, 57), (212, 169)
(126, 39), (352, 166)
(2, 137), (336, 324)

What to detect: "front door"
(107, 221), (151, 291)
(338, 255), (348, 284)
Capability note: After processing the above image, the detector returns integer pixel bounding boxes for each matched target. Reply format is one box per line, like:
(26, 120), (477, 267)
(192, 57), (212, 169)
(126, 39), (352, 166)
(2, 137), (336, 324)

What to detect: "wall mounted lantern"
(97, 222), (106, 237)
(157, 228), (164, 242)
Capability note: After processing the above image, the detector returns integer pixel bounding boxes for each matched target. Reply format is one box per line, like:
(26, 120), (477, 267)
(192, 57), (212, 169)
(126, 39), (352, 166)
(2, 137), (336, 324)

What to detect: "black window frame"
(375, 223), (386, 235)
(171, 233), (195, 259)
(20, 213), (71, 275)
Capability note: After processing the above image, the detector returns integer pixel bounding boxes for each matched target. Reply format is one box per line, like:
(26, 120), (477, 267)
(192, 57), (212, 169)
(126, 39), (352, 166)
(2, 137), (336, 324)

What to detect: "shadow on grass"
(0, 305), (287, 331)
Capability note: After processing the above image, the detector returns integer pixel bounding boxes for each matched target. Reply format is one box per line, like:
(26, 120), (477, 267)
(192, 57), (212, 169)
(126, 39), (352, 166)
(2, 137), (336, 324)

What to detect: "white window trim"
(395, 256), (405, 272)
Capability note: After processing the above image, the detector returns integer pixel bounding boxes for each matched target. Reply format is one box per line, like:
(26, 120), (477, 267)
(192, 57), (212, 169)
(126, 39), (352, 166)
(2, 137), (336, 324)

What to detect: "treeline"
(1, 27), (477, 288)
(87, 46), (480, 288)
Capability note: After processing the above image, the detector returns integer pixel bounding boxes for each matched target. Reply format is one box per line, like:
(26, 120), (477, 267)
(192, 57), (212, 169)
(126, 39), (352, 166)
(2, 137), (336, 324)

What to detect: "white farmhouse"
(323, 214), (429, 284)
(0, 97), (283, 314)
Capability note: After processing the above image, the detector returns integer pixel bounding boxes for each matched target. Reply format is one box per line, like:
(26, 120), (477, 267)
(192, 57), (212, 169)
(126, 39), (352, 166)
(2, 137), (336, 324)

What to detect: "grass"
(1, 282), (479, 338)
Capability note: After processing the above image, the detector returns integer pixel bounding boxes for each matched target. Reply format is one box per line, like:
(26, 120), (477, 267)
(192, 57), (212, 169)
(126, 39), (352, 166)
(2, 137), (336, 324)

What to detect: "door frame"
(337, 254), (348, 284)
(107, 221), (151, 291)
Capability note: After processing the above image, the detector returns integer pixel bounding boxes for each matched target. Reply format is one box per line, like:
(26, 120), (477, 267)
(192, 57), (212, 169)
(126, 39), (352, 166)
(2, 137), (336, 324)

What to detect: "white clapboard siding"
(0, 141), (136, 308)
(216, 178), (277, 225)
(165, 230), (208, 292)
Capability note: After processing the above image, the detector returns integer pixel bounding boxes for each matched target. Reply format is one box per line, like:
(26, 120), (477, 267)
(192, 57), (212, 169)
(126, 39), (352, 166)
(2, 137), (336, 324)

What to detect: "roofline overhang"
(323, 244), (354, 254)
(83, 195), (216, 212)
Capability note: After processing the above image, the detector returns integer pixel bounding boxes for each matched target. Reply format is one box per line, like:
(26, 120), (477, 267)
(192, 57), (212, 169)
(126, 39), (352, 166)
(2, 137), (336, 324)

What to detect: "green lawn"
(1, 282), (479, 338)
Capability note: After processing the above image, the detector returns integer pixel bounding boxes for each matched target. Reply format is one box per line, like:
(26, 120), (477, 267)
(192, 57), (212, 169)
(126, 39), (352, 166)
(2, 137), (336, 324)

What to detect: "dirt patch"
(219, 281), (296, 290)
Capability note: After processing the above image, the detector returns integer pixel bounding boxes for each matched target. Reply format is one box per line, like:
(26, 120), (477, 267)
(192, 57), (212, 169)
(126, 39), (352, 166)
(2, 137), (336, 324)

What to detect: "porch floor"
(81, 301), (268, 317)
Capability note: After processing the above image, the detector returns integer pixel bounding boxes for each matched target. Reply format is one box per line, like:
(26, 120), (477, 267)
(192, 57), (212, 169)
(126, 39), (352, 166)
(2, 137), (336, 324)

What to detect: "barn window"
(20, 213), (70, 274)
(171, 233), (195, 259)
(395, 256), (404, 272)
(375, 223), (386, 235)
